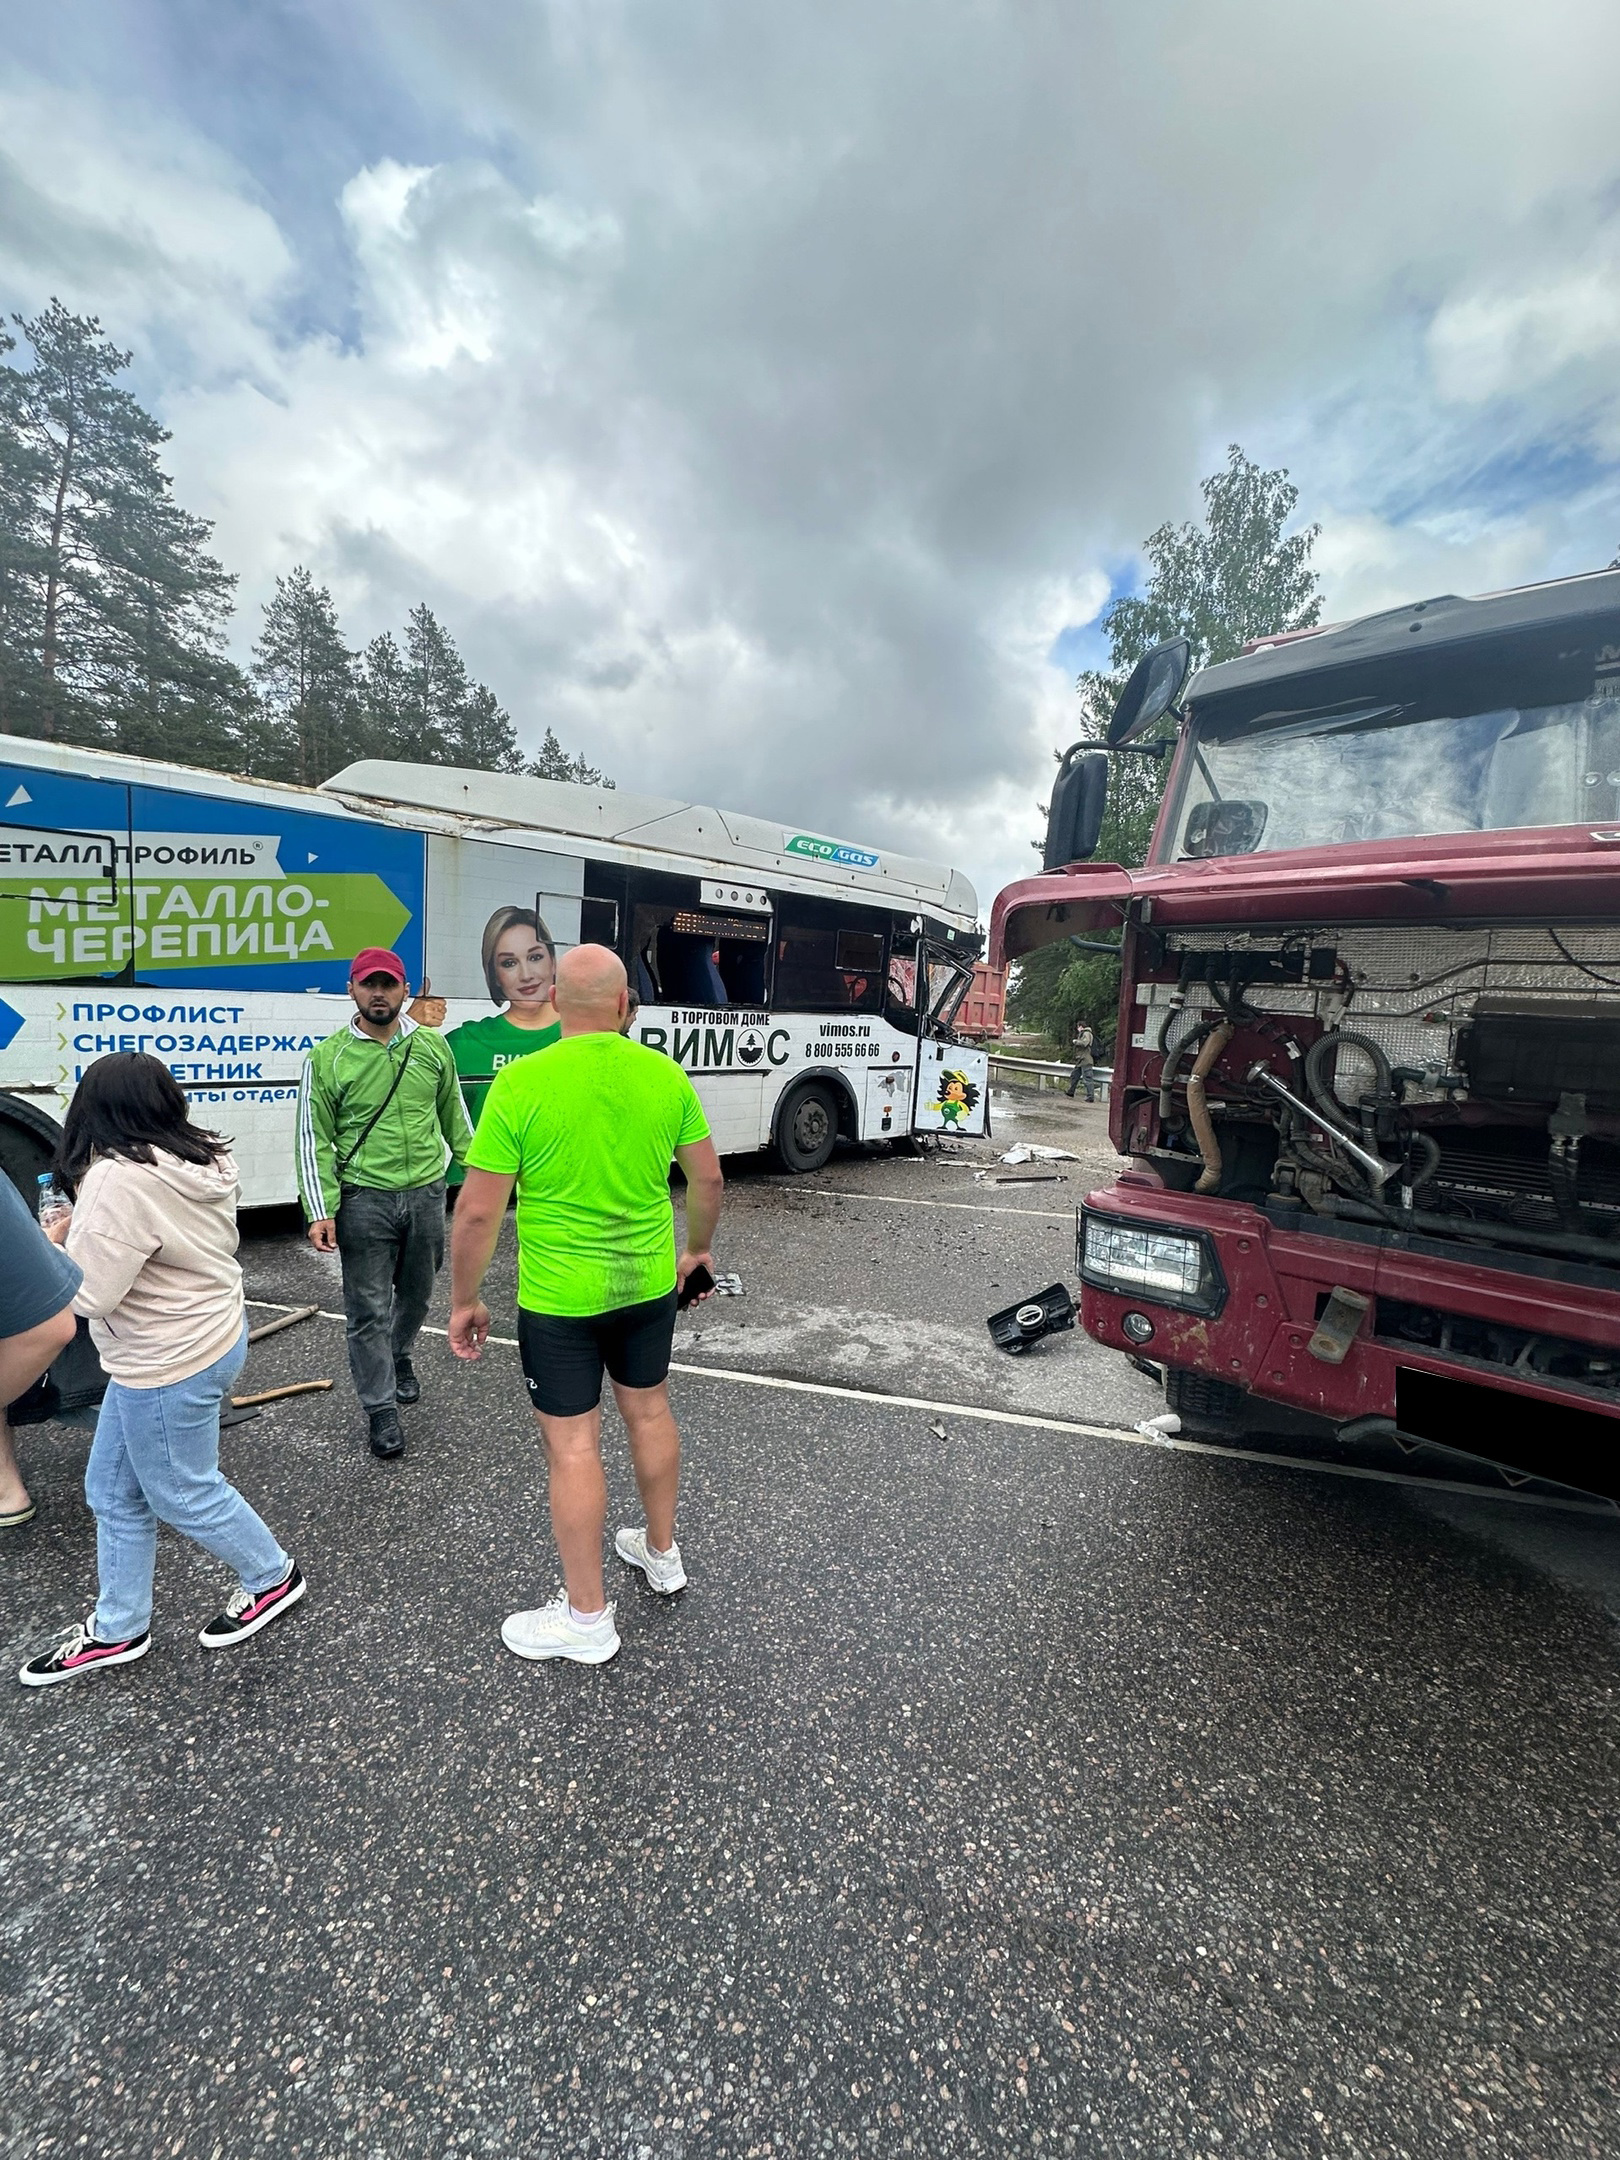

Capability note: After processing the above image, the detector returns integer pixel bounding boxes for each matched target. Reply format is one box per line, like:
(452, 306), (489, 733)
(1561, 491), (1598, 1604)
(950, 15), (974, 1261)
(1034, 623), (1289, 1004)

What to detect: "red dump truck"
(953, 962), (1007, 1040)
(991, 570), (1620, 1498)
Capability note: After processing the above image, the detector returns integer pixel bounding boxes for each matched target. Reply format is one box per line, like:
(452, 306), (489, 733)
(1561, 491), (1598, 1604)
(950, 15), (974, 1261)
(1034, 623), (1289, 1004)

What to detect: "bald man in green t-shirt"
(448, 945), (725, 1666)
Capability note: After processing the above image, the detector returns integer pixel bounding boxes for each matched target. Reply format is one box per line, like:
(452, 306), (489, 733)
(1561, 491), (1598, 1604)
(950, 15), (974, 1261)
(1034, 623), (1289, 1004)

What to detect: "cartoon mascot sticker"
(928, 1068), (980, 1128)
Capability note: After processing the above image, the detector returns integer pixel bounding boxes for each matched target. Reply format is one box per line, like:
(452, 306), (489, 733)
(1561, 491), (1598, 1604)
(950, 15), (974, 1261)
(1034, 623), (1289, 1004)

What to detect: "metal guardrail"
(986, 1053), (1113, 1096)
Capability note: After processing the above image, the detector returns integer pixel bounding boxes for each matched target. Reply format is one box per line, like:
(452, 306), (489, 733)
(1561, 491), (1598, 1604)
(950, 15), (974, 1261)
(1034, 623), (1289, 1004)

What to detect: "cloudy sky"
(5, 0), (1620, 913)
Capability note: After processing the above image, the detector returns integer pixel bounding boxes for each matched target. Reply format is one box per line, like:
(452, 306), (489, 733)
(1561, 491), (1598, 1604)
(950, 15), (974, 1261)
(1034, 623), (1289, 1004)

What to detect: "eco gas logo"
(784, 834), (880, 870)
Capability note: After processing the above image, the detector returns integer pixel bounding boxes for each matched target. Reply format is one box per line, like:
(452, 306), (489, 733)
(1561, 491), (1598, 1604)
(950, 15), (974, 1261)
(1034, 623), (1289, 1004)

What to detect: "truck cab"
(992, 570), (1620, 1498)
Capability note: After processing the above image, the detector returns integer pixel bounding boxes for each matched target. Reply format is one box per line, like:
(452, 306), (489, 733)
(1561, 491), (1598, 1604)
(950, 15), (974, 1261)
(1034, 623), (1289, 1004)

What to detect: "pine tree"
(526, 723), (611, 787)
(250, 567), (361, 785)
(451, 682), (523, 772)
(0, 300), (246, 758)
(0, 328), (48, 739)
(396, 603), (468, 764)
(93, 454), (245, 765)
(356, 616), (604, 783)
(358, 630), (409, 757)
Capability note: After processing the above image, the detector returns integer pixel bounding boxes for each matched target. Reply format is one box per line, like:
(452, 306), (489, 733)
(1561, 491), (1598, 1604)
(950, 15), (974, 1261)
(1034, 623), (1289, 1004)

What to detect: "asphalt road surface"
(5, 1089), (1619, 2159)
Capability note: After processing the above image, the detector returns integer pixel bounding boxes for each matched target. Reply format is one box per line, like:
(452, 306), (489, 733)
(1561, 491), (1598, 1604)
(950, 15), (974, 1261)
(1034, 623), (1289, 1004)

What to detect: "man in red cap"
(296, 949), (473, 1458)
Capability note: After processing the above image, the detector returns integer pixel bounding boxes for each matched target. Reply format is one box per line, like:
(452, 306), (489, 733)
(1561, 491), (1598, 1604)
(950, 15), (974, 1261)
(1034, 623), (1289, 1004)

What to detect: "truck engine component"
(1185, 1022), (1234, 1192)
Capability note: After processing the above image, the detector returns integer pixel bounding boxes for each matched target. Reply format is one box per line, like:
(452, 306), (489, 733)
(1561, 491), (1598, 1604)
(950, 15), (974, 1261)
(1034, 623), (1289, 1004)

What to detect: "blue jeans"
(85, 1322), (289, 1641)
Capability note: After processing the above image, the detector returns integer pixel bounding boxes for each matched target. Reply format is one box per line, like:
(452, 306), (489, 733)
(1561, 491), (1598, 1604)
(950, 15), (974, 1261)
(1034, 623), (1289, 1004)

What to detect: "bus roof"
(0, 732), (977, 930)
(321, 759), (978, 924)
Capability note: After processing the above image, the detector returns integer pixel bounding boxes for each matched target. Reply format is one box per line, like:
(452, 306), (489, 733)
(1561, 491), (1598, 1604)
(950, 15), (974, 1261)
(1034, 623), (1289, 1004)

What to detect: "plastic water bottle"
(36, 1173), (72, 1234)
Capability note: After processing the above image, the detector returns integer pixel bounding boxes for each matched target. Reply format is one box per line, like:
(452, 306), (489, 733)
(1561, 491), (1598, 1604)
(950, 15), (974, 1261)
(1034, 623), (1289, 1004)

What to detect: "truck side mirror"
(1043, 748), (1109, 870)
(1107, 637), (1191, 746)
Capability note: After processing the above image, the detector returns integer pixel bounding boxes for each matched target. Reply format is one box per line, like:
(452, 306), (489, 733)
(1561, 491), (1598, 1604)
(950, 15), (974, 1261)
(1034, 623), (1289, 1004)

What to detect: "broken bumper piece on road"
(987, 1281), (1076, 1354)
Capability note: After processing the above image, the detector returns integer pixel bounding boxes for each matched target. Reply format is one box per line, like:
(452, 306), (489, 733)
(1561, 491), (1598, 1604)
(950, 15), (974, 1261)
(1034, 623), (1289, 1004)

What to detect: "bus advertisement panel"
(0, 756), (425, 993)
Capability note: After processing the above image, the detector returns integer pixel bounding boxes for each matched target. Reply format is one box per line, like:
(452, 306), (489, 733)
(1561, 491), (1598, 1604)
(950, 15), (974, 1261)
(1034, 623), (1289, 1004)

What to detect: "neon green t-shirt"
(443, 1011), (561, 1186)
(466, 1030), (712, 1316)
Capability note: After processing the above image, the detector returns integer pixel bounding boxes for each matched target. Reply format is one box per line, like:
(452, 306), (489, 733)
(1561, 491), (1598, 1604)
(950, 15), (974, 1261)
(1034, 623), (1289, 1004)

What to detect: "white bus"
(0, 736), (989, 1205)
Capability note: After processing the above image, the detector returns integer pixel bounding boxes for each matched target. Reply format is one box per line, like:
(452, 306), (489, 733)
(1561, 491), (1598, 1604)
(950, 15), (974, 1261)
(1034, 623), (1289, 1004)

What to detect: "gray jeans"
(334, 1182), (446, 1412)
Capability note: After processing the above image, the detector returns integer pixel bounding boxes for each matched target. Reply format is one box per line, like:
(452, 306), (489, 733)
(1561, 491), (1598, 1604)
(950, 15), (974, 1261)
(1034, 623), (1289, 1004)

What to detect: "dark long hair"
(55, 1053), (231, 1195)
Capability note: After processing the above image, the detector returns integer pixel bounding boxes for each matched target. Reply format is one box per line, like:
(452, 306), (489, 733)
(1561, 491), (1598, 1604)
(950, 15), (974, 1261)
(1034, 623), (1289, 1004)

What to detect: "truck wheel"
(1164, 1366), (1246, 1432)
(775, 1081), (839, 1174)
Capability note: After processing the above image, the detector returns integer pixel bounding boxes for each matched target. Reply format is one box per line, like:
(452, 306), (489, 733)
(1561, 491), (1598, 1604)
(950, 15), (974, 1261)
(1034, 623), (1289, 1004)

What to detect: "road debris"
(231, 1379), (335, 1408)
(246, 1304), (321, 1344)
(999, 1143), (1081, 1165)
(1135, 1412), (1183, 1442)
(987, 1283), (1077, 1353)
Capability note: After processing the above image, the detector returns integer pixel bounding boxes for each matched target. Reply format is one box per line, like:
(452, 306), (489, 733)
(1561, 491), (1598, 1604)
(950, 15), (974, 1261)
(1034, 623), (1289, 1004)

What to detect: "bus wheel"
(0, 1096), (62, 1205)
(775, 1081), (839, 1174)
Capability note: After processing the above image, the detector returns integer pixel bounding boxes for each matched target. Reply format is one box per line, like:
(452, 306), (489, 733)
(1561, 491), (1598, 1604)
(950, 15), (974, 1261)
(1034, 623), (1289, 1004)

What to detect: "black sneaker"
(19, 1621), (152, 1688)
(198, 1562), (307, 1650)
(368, 1407), (406, 1459)
(394, 1359), (421, 1405)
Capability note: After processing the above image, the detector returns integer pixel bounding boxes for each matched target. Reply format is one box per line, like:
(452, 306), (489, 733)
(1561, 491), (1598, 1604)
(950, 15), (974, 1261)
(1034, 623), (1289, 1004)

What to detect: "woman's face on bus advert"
(495, 925), (554, 1010)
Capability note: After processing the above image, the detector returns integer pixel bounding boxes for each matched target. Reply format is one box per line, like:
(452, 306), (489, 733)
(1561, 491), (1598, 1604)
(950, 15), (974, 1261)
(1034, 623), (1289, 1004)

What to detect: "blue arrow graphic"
(0, 998), (24, 1053)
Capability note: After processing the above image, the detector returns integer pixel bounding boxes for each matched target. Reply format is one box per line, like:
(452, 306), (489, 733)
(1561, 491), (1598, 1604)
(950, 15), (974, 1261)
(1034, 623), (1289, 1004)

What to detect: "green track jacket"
(296, 1016), (474, 1221)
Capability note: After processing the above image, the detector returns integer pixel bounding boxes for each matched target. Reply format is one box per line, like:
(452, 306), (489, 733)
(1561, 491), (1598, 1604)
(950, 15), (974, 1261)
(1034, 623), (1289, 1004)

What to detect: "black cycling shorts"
(517, 1292), (679, 1417)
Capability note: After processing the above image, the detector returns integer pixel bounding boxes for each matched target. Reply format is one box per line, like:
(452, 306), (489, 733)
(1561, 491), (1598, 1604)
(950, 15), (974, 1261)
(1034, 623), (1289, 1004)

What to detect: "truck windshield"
(1164, 683), (1620, 861)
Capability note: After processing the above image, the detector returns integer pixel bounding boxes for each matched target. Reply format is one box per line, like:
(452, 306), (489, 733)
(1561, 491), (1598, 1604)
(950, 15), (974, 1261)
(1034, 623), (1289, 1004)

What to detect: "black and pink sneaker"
(19, 1621), (152, 1688)
(198, 1561), (306, 1650)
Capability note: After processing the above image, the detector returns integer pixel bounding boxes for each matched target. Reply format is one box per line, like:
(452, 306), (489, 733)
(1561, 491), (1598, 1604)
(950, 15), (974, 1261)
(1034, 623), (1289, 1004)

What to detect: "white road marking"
(243, 1299), (1613, 1514)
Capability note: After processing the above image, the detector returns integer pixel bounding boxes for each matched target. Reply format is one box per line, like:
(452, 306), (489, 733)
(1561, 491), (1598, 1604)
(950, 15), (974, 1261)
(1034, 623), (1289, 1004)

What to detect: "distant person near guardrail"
(1065, 1019), (1098, 1102)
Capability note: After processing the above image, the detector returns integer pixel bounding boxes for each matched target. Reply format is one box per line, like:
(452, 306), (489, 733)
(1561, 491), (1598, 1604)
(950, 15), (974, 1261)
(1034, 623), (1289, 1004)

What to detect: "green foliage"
(0, 301), (246, 755)
(1015, 444), (1323, 1043)
(1070, 443), (1323, 870)
(526, 724), (614, 788)
(250, 568), (363, 783)
(1005, 936), (1120, 1053)
(0, 301), (607, 789)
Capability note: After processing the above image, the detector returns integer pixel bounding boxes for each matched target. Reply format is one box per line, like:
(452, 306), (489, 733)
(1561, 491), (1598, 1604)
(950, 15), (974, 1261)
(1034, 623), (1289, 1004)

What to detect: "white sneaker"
(500, 1588), (620, 1664)
(614, 1526), (688, 1594)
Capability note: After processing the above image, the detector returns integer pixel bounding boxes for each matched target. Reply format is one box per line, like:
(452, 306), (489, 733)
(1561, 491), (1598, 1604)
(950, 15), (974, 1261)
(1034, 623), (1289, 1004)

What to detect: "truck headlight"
(1079, 1210), (1225, 1317)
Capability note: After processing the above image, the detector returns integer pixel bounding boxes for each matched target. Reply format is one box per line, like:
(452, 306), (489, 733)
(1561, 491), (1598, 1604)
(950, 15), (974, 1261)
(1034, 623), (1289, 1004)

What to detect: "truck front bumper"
(1078, 1175), (1620, 1444)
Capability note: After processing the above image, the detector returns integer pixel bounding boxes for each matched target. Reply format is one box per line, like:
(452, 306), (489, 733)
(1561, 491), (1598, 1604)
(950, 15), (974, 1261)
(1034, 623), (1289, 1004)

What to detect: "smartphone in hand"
(676, 1262), (716, 1310)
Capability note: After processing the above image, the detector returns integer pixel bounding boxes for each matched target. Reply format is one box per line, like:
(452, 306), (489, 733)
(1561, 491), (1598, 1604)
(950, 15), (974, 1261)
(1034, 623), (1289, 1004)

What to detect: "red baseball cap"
(350, 947), (406, 984)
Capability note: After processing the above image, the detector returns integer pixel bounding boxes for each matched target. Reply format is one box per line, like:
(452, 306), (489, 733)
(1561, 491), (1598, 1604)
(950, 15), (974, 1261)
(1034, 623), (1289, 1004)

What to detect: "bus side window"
(774, 922), (884, 1012)
(580, 896), (620, 949)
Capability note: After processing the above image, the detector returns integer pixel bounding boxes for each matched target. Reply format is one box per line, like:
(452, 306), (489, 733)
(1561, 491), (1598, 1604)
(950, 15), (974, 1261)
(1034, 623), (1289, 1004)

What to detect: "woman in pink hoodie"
(19, 1054), (305, 1687)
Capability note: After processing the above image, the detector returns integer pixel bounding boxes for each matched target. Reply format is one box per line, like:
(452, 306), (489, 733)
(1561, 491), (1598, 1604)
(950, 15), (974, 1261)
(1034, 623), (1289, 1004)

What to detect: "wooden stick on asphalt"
(230, 1379), (334, 1408)
(246, 1305), (321, 1344)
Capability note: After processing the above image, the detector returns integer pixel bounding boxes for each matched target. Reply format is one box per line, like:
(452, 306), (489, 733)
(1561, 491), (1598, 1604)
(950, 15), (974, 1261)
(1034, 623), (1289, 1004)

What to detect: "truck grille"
(1377, 1297), (1620, 1400)
(1426, 1131), (1620, 1230)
